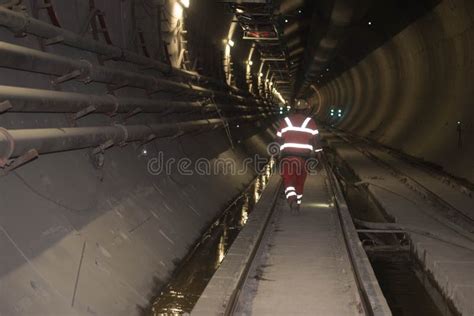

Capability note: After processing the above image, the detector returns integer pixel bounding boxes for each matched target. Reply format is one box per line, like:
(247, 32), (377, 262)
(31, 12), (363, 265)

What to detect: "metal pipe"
(0, 41), (263, 106)
(0, 7), (231, 91)
(0, 85), (202, 113)
(0, 85), (274, 114)
(0, 114), (273, 160)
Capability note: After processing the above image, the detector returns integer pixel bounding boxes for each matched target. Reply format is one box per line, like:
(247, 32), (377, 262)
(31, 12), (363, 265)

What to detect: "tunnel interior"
(0, 0), (472, 315)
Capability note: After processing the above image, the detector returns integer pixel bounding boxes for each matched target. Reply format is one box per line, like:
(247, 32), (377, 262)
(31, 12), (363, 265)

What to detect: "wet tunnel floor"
(149, 165), (273, 315)
(149, 148), (448, 315)
(369, 252), (443, 316)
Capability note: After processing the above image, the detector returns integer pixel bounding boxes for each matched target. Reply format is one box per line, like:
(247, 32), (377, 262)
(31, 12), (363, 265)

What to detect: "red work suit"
(276, 114), (322, 205)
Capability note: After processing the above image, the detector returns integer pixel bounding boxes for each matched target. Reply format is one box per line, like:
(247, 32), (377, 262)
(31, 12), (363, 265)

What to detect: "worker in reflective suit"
(276, 99), (322, 212)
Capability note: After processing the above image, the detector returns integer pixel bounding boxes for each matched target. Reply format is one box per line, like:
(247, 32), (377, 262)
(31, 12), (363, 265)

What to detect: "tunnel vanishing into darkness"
(0, 0), (472, 315)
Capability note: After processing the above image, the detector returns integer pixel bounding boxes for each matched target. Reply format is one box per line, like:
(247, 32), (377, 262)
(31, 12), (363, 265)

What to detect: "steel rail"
(193, 154), (391, 315)
(322, 153), (392, 316)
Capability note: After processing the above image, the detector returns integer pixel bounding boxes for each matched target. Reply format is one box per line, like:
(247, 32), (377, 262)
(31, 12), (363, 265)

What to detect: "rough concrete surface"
(327, 132), (474, 316)
(243, 173), (363, 316)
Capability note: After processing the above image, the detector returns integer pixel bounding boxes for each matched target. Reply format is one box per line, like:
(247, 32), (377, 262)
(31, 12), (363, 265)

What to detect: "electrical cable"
(12, 171), (94, 213)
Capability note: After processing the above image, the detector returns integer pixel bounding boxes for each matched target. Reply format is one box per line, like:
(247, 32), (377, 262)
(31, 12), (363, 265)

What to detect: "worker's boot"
(289, 199), (299, 214)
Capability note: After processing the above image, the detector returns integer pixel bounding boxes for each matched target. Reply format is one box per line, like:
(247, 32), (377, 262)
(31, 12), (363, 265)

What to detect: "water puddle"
(149, 162), (274, 315)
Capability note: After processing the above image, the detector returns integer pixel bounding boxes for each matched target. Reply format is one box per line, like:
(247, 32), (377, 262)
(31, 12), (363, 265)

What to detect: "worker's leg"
(280, 157), (298, 204)
(295, 157), (308, 205)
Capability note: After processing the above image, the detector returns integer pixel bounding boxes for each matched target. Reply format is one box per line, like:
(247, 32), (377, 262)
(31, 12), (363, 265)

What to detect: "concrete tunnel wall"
(0, 1), (275, 315)
(316, 0), (474, 183)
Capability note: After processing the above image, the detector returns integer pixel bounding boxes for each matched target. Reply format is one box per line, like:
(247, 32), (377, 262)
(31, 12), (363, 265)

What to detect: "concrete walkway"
(241, 173), (363, 315)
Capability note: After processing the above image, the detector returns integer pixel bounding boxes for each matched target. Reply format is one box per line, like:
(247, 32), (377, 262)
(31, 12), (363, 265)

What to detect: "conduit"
(0, 85), (272, 114)
(0, 41), (258, 105)
(0, 113), (273, 162)
(0, 7), (231, 91)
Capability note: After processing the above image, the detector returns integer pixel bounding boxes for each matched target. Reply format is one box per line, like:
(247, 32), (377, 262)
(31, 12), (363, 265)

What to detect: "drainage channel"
(325, 148), (445, 316)
(148, 162), (274, 315)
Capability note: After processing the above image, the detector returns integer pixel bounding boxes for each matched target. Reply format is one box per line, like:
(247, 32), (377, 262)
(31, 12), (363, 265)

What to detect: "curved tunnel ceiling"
(315, 0), (473, 182)
(221, 0), (471, 181)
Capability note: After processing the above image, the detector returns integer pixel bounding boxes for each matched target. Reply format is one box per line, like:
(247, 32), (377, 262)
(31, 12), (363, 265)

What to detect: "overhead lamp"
(236, 8), (244, 13)
(368, 21), (372, 26)
(285, 19), (289, 23)
(298, 10), (302, 14)
(179, 0), (189, 8)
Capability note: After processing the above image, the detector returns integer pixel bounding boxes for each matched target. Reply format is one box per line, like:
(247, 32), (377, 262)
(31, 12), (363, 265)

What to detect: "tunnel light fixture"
(457, 121), (461, 125)
(285, 19), (289, 23)
(236, 124), (240, 128)
(179, 0), (190, 8)
(368, 21), (372, 26)
(298, 10), (302, 14)
(236, 8), (244, 13)
(227, 39), (235, 47)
